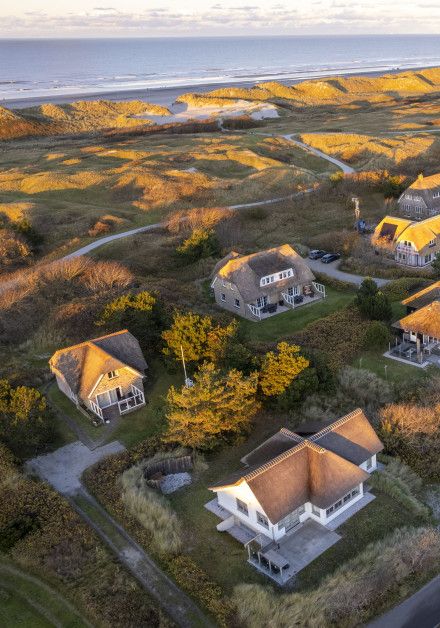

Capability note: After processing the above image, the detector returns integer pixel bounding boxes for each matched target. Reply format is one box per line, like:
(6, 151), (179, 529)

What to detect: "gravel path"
(26, 440), (125, 494)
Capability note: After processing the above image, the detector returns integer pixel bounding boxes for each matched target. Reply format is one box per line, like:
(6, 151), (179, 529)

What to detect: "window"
(326, 485), (361, 517)
(108, 370), (118, 379)
(430, 239), (436, 247)
(257, 511), (269, 528)
(434, 191), (440, 199)
(236, 498), (248, 516)
(256, 296), (267, 308)
(288, 285), (300, 297)
(312, 504), (320, 516)
(221, 293), (226, 302)
(234, 298), (240, 308)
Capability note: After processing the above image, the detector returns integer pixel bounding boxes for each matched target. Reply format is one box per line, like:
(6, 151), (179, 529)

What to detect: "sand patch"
(136, 100), (279, 125)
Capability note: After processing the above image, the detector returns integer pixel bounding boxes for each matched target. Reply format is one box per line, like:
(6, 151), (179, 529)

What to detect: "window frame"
(256, 511), (269, 529)
(236, 498), (249, 516)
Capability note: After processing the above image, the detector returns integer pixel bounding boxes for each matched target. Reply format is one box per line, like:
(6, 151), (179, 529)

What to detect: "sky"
(1, 0), (440, 37)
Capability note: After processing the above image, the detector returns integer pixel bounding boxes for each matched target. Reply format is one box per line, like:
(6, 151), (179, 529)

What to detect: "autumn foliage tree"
(259, 342), (309, 397)
(162, 311), (237, 365)
(164, 362), (260, 450)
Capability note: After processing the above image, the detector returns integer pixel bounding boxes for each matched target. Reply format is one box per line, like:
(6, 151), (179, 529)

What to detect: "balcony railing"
(118, 384), (145, 414)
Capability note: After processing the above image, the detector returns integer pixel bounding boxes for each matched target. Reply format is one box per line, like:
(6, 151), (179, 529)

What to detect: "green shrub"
(292, 306), (366, 371)
(356, 278), (392, 321)
(363, 320), (391, 350)
(176, 228), (220, 263)
(382, 277), (431, 302)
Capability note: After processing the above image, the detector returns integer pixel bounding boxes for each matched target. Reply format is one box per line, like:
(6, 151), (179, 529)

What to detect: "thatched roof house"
(209, 408), (382, 537)
(393, 301), (440, 340)
(49, 330), (147, 421)
(372, 214), (440, 267)
(211, 244), (325, 320)
(398, 173), (440, 219)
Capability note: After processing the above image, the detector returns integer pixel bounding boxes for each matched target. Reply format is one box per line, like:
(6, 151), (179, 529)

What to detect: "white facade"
(214, 454), (377, 541)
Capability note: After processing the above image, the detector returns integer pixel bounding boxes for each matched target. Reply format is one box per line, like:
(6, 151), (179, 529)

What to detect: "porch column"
(416, 335), (422, 363)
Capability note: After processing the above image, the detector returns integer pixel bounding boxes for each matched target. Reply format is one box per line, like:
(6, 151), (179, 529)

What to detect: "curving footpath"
(283, 134), (356, 174)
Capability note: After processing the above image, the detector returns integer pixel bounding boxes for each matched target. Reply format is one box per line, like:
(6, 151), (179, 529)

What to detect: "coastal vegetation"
(4, 65), (440, 626)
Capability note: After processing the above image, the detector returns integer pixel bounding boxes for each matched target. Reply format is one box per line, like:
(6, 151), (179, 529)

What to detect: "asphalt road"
(369, 575), (440, 628)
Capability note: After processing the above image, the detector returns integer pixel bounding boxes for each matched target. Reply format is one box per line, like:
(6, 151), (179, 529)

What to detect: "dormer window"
(108, 370), (119, 379)
(260, 268), (293, 287)
(434, 191), (440, 198)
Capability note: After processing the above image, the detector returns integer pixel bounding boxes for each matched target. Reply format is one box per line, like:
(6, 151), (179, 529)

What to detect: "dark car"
(320, 253), (341, 264)
(308, 249), (326, 260)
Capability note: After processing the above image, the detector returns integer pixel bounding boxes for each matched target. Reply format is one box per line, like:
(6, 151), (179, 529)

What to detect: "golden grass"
(0, 170), (106, 194)
(45, 153), (65, 161)
(62, 158), (81, 165)
(300, 132), (437, 168)
(0, 201), (33, 222)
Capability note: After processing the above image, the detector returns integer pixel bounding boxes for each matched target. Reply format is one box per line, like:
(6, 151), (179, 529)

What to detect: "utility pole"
(352, 196), (360, 220)
(180, 345), (193, 388)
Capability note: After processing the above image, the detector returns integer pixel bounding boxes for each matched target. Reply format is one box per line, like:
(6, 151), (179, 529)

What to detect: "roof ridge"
(279, 427), (303, 441)
(50, 329), (130, 357)
(244, 440), (325, 482)
(310, 408), (364, 441)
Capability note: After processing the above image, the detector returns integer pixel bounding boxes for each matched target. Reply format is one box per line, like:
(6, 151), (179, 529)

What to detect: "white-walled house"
(206, 409), (383, 582)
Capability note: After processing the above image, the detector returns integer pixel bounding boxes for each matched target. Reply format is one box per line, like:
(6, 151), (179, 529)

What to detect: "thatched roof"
(373, 214), (440, 252)
(213, 244), (315, 302)
(402, 281), (440, 310)
(402, 173), (440, 211)
(49, 330), (147, 399)
(310, 408), (384, 465)
(211, 408), (381, 524)
(393, 301), (440, 338)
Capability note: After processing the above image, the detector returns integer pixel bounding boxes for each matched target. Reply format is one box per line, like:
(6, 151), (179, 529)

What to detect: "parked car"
(308, 249), (326, 260)
(320, 253), (341, 264)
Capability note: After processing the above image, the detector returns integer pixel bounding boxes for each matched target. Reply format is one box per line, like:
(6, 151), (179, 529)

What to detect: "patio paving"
(252, 520), (341, 583)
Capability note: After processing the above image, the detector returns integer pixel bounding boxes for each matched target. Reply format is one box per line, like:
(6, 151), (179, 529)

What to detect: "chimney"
(418, 173), (424, 181)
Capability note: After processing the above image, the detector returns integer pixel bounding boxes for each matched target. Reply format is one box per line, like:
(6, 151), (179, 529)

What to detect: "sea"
(2, 35), (440, 107)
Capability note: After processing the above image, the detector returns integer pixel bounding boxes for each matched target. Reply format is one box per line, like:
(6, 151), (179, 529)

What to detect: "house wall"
(395, 241), (439, 267)
(359, 454), (377, 473)
(398, 194), (430, 219)
(54, 373), (78, 404)
(215, 480), (366, 539)
(212, 276), (316, 321)
(92, 368), (144, 401)
(212, 278), (249, 319)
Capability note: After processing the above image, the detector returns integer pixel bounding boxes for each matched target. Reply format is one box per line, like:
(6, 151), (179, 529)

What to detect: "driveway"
(26, 440), (125, 494)
(369, 574), (440, 628)
(307, 258), (389, 287)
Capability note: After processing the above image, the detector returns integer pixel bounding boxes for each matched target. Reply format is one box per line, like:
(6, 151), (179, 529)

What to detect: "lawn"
(109, 361), (179, 448)
(353, 350), (428, 383)
(0, 559), (89, 628)
(296, 488), (426, 591)
(47, 383), (101, 442)
(240, 286), (355, 342)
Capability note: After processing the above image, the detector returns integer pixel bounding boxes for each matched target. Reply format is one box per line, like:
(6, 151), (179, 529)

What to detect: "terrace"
(384, 335), (440, 368)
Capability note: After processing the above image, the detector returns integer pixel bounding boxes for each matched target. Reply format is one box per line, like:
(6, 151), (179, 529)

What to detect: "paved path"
(307, 257), (389, 287)
(26, 440), (126, 494)
(72, 489), (213, 628)
(27, 441), (212, 627)
(369, 574), (440, 628)
(283, 134), (356, 174)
